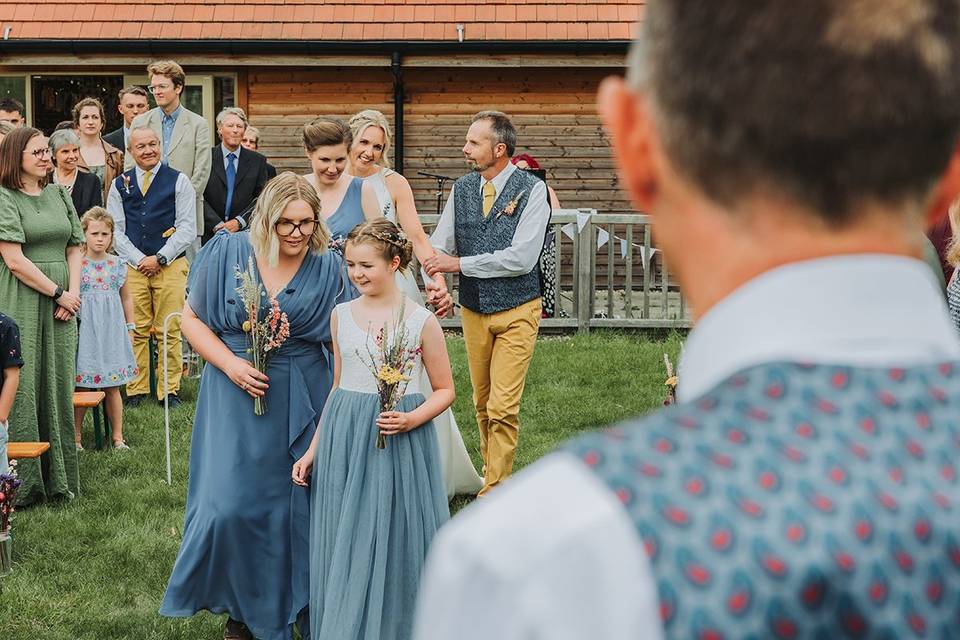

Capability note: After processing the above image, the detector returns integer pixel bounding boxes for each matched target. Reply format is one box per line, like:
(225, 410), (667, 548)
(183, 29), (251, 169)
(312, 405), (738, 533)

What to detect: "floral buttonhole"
(496, 190), (526, 219)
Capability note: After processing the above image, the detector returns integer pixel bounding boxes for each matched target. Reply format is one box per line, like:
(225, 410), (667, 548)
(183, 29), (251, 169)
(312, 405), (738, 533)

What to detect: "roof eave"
(0, 39), (631, 56)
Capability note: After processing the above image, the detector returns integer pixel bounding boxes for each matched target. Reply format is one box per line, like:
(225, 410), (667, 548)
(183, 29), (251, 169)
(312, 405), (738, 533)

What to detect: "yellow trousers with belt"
(461, 297), (541, 496)
(125, 257), (188, 400)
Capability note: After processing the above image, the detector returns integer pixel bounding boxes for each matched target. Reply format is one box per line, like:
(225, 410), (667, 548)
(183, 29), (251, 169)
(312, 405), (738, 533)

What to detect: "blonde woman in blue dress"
(347, 109), (483, 496)
(292, 218), (451, 640)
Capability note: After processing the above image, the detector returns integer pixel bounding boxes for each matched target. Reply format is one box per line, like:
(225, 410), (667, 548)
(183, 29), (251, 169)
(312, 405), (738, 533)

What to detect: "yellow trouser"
(461, 297), (541, 496)
(126, 257), (188, 399)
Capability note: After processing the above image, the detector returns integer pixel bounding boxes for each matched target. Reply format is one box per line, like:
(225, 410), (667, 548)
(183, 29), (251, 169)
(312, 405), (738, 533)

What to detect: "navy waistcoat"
(116, 163), (179, 257)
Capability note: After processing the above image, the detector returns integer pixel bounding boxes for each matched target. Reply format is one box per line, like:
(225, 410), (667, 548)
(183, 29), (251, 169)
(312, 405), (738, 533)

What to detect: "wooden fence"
(418, 209), (692, 332)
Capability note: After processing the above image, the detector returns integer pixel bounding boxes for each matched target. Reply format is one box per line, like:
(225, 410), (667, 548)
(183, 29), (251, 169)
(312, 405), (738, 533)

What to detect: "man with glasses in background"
(109, 126), (196, 408)
(129, 61), (210, 259)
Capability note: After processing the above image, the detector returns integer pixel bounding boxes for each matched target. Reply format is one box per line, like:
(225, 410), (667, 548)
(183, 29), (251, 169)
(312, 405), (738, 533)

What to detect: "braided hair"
(345, 218), (414, 272)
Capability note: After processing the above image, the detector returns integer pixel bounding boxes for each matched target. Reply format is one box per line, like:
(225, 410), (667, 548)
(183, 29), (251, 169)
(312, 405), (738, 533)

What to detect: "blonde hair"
(348, 109), (392, 169)
(946, 197), (960, 267)
(249, 172), (330, 267)
(80, 206), (115, 252)
(302, 116), (351, 153)
(147, 60), (186, 88)
(346, 218), (413, 272)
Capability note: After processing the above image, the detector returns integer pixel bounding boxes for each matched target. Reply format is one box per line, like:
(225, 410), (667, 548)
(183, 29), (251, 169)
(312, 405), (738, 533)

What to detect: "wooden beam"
(402, 54), (625, 68)
(237, 68), (249, 113)
(0, 54), (391, 68)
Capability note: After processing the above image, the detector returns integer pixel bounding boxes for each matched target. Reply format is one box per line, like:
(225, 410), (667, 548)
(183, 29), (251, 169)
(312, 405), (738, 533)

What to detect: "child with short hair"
(74, 207), (137, 450)
(292, 218), (453, 640)
(0, 312), (23, 472)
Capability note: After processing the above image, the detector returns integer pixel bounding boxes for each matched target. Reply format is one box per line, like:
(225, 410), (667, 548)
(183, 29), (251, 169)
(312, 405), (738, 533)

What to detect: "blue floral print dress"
(75, 256), (137, 387)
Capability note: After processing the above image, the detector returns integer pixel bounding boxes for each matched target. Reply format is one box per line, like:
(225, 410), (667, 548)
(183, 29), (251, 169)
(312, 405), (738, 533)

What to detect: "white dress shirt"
(107, 163), (197, 267)
(430, 162), (551, 278)
(222, 143), (241, 171)
(414, 255), (960, 640)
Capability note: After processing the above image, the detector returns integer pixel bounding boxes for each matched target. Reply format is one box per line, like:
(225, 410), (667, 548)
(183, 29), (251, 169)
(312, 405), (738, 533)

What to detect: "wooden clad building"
(0, 1), (642, 215)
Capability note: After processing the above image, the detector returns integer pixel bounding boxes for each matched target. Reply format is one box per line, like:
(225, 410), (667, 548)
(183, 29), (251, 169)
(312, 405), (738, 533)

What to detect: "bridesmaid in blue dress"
(160, 173), (347, 640)
(301, 116), (378, 242)
(292, 219), (452, 640)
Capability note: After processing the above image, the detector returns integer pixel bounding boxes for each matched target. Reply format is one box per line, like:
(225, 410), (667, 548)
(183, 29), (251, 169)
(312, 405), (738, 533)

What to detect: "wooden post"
(624, 224), (633, 319)
(606, 222), (615, 319)
(553, 221), (562, 317)
(642, 223), (652, 319)
(576, 210), (594, 333)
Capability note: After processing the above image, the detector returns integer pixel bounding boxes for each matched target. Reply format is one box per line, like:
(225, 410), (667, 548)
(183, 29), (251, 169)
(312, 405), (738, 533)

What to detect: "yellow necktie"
(482, 181), (496, 217)
(141, 170), (153, 194)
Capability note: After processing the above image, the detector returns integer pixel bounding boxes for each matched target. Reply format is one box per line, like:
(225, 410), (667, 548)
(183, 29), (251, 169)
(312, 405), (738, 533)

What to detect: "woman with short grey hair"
(49, 128), (102, 217)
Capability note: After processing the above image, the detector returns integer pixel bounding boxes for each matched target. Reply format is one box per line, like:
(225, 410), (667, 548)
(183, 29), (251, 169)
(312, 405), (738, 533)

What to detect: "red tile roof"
(0, 1), (644, 42)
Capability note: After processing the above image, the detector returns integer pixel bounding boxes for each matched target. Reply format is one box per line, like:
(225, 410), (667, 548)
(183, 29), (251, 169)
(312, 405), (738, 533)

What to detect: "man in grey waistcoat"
(424, 111), (551, 497)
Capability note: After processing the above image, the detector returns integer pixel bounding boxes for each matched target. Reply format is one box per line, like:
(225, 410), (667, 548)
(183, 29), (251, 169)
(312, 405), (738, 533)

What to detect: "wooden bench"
(73, 390), (110, 450)
(8, 442), (49, 459)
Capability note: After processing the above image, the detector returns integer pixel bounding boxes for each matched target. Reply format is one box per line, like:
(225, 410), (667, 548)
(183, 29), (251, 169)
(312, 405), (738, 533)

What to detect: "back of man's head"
(633, 0), (960, 225)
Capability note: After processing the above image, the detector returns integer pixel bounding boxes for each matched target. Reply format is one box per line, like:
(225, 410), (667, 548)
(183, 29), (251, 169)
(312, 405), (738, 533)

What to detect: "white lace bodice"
(364, 167), (397, 222)
(335, 301), (430, 395)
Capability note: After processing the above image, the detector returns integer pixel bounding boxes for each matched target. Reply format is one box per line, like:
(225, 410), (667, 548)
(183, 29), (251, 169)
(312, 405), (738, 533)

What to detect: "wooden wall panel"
(243, 66), (632, 216)
(245, 67), (395, 174)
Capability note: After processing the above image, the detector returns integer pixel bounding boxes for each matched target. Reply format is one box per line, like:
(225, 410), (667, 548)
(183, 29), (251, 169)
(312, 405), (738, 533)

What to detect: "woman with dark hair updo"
(0, 127), (84, 505)
(160, 172), (348, 640)
(73, 97), (123, 202)
(301, 116), (380, 241)
(292, 217), (452, 640)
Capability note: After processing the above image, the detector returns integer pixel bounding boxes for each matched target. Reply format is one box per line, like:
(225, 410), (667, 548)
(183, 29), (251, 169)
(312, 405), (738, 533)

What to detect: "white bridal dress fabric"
(364, 168), (484, 497)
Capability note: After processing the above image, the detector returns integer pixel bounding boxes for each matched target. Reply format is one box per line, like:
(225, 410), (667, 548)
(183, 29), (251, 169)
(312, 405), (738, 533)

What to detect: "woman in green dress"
(0, 127), (84, 504)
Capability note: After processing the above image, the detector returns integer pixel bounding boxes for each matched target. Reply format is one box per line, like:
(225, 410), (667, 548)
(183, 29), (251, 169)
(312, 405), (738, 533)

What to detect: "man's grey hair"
(127, 125), (159, 151)
(472, 110), (517, 157)
(48, 129), (80, 153)
(628, 0), (960, 224)
(216, 107), (249, 129)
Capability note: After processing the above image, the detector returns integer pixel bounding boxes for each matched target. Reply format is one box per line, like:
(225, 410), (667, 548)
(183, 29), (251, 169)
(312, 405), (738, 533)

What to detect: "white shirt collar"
(133, 163), (161, 183)
(480, 161), (516, 196)
(222, 143), (241, 161)
(678, 255), (960, 402)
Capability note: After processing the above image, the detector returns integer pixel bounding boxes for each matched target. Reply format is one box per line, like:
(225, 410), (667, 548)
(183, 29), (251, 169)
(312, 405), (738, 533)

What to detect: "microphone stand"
(417, 171), (456, 215)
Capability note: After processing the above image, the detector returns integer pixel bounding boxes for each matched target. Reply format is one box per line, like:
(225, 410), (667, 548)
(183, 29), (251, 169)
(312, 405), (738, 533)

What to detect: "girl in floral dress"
(74, 207), (137, 450)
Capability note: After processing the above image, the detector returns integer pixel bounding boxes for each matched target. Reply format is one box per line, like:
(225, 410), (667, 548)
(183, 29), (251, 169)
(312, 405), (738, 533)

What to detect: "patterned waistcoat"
(568, 361), (960, 639)
(116, 163), (179, 257)
(454, 169), (543, 314)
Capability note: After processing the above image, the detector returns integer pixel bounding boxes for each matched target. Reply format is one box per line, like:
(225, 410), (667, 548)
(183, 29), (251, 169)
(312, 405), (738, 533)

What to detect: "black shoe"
(125, 394), (147, 408)
(224, 617), (253, 640)
(160, 394), (183, 409)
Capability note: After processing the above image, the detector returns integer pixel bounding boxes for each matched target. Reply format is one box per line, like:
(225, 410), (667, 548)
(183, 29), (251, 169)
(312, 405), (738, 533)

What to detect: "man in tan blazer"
(129, 60), (211, 247)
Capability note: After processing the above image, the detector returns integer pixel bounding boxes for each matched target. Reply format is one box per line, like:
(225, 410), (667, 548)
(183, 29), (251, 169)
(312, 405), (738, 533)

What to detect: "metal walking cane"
(161, 310), (183, 486)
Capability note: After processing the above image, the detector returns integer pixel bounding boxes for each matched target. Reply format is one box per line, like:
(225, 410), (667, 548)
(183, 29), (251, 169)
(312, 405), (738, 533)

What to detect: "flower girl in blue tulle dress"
(292, 218), (452, 640)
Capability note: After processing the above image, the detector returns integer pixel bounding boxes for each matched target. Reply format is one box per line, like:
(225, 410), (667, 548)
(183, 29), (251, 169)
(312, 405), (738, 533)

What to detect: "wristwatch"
(156, 254), (168, 267)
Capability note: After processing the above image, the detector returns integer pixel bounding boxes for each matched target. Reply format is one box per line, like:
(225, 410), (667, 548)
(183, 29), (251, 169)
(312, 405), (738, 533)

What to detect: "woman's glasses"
(24, 148), (52, 159)
(275, 219), (319, 237)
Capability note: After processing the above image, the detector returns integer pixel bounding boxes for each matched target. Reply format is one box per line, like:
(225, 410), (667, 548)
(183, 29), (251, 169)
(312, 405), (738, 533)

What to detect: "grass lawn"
(1, 330), (683, 640)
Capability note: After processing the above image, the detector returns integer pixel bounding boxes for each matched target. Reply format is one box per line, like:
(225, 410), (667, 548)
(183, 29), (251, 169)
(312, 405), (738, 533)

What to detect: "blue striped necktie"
(225, 152), (237, 217)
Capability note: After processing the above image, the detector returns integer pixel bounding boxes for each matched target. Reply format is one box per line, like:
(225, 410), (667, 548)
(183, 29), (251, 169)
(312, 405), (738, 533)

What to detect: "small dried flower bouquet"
(236, 257), (291, 416)
(359, 301), (422, 449)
